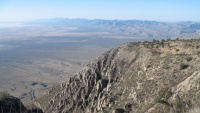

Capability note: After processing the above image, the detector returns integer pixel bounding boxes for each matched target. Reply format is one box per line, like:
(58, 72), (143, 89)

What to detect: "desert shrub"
(197, 51), (200, 55)
(124, 103), (133, 112)
(186, 56), (192, 62)
(0, 91), (10, 100)
(173, 95), (183, 113)
(158, 88), (173, 99)
(146, 64), (151, 68)
(176, 49), (179, 52)
(153, 39), (156, 43)
(196, 45), (199, 49)
(158, 88), (168, 98)
(143, 43), (149, 48)
(180, 63), (189, 70)
(156, 88), (173, 107)
(150, 43), (154, 48)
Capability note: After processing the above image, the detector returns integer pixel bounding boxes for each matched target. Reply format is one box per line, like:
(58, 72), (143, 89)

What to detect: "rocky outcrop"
(0, 95), (26, 113)
(0, 94), (43, 113)
(35, 40), (200, 113)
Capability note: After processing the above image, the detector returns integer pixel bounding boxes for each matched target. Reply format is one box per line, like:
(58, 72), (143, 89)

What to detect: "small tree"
(161, 40), (165, 48)
(153, 39), (156, 43)
(161, 39), (166, 42)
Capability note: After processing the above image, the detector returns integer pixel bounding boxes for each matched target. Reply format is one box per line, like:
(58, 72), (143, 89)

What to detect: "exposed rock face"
(0, 94), (43, 113)
(35, 40), (200, 113)
(0, 95), (26, 113)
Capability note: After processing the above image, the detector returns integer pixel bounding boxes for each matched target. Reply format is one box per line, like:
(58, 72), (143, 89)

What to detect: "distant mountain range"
(25, 18), (200, 40)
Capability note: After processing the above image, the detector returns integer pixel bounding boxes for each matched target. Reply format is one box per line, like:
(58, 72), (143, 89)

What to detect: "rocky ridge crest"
(35, 40), (200, 113)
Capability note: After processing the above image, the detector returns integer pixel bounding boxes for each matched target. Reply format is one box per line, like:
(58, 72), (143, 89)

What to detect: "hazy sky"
(0, 0), (199, 22)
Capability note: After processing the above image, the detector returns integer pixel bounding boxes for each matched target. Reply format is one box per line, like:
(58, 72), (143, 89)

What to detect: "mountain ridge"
(31, 39), (200, 113)
(22, 19), (200, 40)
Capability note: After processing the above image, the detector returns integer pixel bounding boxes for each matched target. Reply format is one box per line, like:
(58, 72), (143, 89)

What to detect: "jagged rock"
(0, 94), (43, 113)
(34, 40), (200, 113)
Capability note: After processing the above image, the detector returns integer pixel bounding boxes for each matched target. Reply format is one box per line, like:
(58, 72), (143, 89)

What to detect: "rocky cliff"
(34, 40), (200, 113)
(0, 91), (42, 113)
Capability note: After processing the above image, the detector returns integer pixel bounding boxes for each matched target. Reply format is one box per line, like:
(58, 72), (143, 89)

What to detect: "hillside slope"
(34, 40), (200, 113)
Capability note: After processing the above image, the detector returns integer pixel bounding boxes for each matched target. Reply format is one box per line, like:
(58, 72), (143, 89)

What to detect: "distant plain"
(0, 19), (200, 103)
(0, 21), (133, 103)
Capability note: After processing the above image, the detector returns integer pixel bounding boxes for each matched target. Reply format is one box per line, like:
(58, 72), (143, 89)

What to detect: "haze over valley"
(1, 19), (200, 103)
(0, 19), (136, 102)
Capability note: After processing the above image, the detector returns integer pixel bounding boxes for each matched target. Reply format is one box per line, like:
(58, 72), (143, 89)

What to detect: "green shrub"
(180, 63), (189, 70)
(176, 49), (179, 52)
(156, 88), (173, 107)
(158, 88), (173, 99)
(197, 51), (200, 55)
(147, 64), (151, 68)
(186, 56), (192, 62)
(173, 95), (183, 112)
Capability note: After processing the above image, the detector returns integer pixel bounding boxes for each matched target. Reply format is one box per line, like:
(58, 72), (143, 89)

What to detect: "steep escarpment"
(35, 40), (200, 113)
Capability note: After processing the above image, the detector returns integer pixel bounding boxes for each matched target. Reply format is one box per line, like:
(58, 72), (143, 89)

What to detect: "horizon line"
(0, 18), (199, 23)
